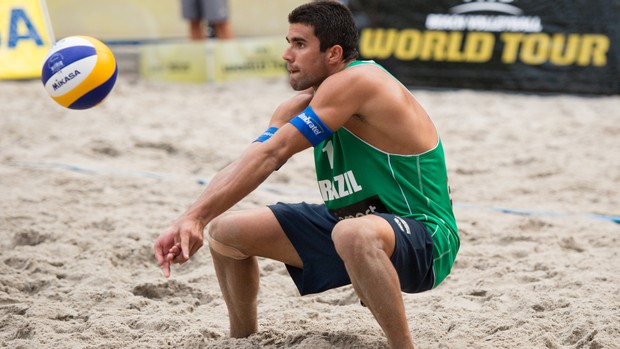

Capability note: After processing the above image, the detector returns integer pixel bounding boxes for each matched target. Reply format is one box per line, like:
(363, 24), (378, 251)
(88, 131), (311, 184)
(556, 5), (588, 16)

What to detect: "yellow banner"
(139, 37), (288, 84)
(140, 42), (208, 83)
(213, 37), (287, 82)
(0, 0), (54, 79)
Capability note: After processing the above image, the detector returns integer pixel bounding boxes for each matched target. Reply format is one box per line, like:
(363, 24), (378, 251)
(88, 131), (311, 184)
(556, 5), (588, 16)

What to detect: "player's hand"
(153, 217), (205, 278)
(269, 88), (314, 127)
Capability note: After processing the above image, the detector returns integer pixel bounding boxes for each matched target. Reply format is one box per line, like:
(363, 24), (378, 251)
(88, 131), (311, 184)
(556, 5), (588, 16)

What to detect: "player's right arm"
(154, 90), (314, 277)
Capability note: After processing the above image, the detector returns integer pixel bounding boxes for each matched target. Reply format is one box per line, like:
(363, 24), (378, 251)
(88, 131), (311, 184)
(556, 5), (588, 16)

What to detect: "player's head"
(288, 1), (359, 63)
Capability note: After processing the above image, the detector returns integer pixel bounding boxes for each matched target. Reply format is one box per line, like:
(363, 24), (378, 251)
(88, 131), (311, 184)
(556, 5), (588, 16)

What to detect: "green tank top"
(314, 60), (459, 287)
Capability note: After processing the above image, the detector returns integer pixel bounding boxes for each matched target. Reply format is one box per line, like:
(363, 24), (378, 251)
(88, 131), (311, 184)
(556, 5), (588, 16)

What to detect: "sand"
(1, 75), (619, 349)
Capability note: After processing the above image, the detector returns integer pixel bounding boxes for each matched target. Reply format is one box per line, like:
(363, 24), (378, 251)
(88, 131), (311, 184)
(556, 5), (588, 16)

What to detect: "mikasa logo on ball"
(47, 53), (65, 73)
(52, 70), (81, 91)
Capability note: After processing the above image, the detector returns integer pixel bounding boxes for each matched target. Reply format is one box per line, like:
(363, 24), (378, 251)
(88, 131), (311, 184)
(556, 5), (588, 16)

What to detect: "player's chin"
(288, 76), (310, 91)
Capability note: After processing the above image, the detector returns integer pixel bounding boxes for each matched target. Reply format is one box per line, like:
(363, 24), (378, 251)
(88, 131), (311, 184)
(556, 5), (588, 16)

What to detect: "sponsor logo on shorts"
(329, 195), (389, 221)
(393, 216), (411, 235)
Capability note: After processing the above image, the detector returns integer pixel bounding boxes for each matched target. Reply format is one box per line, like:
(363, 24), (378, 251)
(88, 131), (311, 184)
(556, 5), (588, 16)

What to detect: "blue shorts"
(268, 202), (435, 296)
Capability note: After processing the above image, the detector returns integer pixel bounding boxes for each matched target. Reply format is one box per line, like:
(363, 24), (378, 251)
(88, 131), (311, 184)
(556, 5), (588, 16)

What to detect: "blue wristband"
(289, 106), (333, 147)
(254, 126), (278, 143)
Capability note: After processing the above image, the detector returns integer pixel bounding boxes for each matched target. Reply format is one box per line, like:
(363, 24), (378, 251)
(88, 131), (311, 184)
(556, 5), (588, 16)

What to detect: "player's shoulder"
(341, 60), (387, 79)
(321, 61), (387, 93)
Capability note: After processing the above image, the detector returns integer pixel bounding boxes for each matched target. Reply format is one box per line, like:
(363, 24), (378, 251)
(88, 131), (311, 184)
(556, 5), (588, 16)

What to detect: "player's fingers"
(154, 241), (166, 266)
(162, 261), (171, 278)
(180, 230), (191, 259)
(168, 244), (181, 257)
(172, 253), (188, 264)
(189, 239), (204, 258)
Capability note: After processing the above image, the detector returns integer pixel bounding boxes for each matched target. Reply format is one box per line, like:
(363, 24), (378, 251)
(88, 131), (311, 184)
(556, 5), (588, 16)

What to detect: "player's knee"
(332, 218), (376, 257)
(207, 215), (249, 260)
(208, 233), (249, 260)
(208, 214), (226, 238)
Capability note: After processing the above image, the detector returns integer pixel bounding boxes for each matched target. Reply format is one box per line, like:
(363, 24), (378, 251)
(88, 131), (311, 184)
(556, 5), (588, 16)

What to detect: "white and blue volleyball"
(42, 36), (117, 110)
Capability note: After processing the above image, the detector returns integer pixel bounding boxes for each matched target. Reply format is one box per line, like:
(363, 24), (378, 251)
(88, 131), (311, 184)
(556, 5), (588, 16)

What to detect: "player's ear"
(326, 44), (344, 64)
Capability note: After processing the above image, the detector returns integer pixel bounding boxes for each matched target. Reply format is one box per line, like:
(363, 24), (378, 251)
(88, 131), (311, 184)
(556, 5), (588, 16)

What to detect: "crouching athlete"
(154, 2), (459, 348)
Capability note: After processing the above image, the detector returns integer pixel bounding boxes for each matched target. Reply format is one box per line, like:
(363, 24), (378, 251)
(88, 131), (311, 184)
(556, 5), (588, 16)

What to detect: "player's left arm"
(268, 88), (314, 128)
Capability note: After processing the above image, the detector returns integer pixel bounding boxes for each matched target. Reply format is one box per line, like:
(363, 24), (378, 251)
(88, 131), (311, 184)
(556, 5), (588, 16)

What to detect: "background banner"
(0, 0), (54, 79)
(139, 37), (287, 83)
(353, 0), (619, 94)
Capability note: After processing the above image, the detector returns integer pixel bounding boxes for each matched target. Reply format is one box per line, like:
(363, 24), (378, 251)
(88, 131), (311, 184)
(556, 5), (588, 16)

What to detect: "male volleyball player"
(154, 1), (459, 348)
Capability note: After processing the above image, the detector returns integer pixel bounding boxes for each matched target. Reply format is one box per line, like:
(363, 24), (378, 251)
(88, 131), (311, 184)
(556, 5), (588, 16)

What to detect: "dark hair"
(288, 1), (359, 62)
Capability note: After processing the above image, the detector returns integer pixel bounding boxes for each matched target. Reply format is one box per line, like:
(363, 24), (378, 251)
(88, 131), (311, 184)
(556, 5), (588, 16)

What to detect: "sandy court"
(1, 76), (619, 348)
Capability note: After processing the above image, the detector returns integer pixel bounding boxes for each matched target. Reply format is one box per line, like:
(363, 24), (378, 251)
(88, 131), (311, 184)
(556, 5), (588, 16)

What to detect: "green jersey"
(313, 61), (459, 287)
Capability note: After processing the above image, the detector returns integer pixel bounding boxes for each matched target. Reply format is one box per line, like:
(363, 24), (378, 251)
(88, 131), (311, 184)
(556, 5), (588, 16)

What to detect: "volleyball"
(41, 36), (118, 110)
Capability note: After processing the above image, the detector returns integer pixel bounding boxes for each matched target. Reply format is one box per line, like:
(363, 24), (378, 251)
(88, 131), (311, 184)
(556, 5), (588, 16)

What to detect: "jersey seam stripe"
(433, 249), (451, 262)
(427, 222), (451, 262)
(436, 227), (452, 261)
(430, 224), (439, 237)
(387, 154), (413, 215)
(416, 156), (424, 196)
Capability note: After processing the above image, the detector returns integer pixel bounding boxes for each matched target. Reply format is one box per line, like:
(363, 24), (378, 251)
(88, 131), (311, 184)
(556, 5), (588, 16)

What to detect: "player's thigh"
(332, 214), (396, 257)
(208, 207), (301, 266)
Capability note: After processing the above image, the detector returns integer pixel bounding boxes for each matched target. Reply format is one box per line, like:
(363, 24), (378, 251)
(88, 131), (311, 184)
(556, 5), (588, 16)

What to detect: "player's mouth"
(288, 66), (300, 76)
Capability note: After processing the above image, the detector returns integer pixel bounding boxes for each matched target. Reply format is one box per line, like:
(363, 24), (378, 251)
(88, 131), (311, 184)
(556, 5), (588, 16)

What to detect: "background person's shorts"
(268, 202), (435, 295)
(181, 0), (229, 23)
